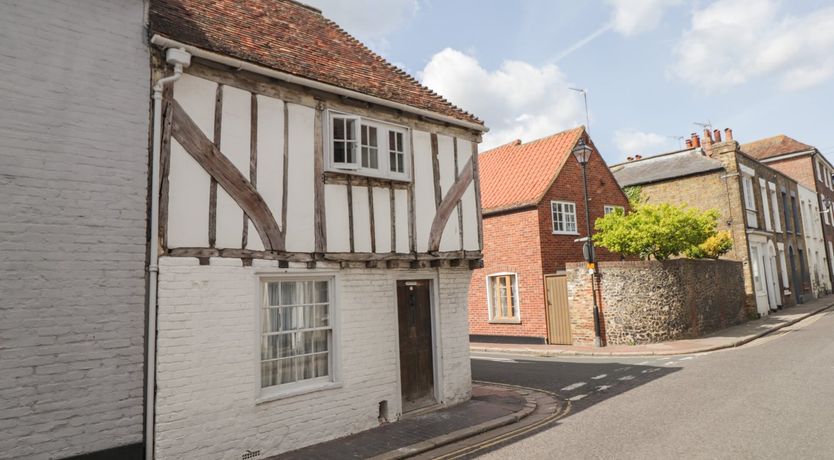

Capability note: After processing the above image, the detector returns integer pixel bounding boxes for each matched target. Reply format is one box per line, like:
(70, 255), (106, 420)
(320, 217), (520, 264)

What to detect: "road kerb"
(471, 302), (834, 358)
(369, 384), (540, 460)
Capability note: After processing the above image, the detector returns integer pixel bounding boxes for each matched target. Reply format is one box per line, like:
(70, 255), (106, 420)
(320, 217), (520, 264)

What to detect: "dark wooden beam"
(367, 183), (376, 253)
(427, 156), (474, 252)
(158, 90), (174, 252)
(430, 133), (442, 209)
(209, 84), (223, 248)
(170, 99), (285, 251)
(313, 102), (327, 253)
(243, 92), (258, 249)
(281, 101), (289, 241)
(472, 142), (484, 250)
(347, 175), (355, 253)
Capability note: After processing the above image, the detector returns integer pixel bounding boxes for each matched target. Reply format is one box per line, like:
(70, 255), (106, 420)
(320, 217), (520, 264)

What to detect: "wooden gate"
(545, 275), (572, 345)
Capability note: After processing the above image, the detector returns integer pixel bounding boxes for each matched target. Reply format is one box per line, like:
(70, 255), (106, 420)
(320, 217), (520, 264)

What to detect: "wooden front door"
(545, 275), (572, 345)
(397, 280), (435, 412)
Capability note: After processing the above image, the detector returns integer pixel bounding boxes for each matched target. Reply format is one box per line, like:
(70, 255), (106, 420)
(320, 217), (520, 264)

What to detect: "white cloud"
(671, 0), (834, 91)
(613, 130), (678, 160)
(420, 48), (586, 150)
(609, 0), (681, 36)
(306, 0), (419, 51)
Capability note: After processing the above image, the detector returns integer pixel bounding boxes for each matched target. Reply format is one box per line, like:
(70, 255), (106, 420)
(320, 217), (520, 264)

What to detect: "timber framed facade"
(147, 1), (485, 458)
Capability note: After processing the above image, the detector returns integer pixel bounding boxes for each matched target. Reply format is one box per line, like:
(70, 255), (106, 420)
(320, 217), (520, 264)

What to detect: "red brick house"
(468, 127), (631, 344)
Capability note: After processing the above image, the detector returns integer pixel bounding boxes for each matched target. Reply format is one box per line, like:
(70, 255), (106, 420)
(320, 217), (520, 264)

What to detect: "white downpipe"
(146, 53), (187, 460)
(149, 34), (488, 133)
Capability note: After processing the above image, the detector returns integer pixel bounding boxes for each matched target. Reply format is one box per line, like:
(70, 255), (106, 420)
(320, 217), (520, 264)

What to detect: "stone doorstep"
(368, 385), (540, 460)
(471, 301), (834, 358)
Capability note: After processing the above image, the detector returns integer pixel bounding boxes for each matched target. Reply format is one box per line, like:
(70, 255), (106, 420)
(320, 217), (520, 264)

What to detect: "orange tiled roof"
(149, 0), (483, 127)
(741, 134), (814, 160)
(479, 127), (585, 213)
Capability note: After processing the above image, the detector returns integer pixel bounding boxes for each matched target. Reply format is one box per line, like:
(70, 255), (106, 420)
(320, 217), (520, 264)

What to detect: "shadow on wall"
(567, 259), (747, 345)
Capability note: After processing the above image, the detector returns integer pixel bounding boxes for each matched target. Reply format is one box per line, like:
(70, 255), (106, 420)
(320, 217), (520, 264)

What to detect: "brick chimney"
(724, 128), (733, 141)
(713, 129), (722, 142)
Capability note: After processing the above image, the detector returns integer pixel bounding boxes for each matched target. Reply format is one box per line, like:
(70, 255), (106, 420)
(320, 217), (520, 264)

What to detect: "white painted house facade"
(147, 1), (486, 458)
(798, 184), (832, 295)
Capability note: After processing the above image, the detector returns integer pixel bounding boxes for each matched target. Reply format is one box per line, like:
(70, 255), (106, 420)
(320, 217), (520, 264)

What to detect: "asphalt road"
(470, 309), (834, 459)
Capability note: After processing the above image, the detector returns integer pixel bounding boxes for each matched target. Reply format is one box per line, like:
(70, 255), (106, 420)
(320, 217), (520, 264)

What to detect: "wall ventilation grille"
(242, 450), (262, 460)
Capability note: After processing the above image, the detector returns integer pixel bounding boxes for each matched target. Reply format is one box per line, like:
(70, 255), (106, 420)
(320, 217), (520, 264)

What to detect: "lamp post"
(572, 137), (602, 347)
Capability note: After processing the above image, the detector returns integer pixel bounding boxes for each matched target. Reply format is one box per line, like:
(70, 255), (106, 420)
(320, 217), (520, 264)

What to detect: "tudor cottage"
(146, 1), (486, 458)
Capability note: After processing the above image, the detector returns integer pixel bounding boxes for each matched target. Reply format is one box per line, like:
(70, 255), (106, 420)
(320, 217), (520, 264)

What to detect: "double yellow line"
(431, 381), (571, 460)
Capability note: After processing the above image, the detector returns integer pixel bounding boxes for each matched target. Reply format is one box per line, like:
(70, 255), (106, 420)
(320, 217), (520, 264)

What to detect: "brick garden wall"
(155, 257), (472, 459)
(567, 260), (747, 345)
(0, 2), (149, 458)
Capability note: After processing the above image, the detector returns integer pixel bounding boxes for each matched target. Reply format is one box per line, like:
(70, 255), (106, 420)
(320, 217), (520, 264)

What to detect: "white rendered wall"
(168, 73), (216, 248)
(216, 85), (251, 249)
(0, 1), (148, 457)
(155, 258), (472, 459)
(412, 131), (435, 252)
(458, 138), (480, 250)
(373, 187), (392, 253)
(285, 104), (316, 252)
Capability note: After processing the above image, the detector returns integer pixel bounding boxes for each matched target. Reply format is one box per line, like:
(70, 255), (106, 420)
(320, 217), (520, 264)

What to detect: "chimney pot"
(685, 139), (693, 148)
(724, 128), (733, 141)
(692, 134), (701, 148)
(635, 154), (642, 160)
(512, 139), (521, 146)
(713, 129), (722, 142)
(703, 128), (713, 143)
(627, 156), (634, 161)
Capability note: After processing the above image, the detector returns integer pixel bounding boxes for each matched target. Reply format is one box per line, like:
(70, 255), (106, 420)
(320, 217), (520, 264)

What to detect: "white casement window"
(823, 194), (831, 226)
(604, 205), (625, 215)
(770, 183), (782, 232)
(741, 173), (757, 228)
(759, 178), (771, 231)
(328, 110), (410, 180)
(826, 167), (832, 189)
(778, 243), (789, 289)
(259, 277), (334, 394)
(818, 161), (824, 181)
(389, 130), (406, 174)
(552, 201), (578, 234)
(487, 273), (520, 322)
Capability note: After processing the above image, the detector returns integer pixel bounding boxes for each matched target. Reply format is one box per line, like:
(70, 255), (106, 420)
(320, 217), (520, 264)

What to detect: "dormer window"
(327, 110), (410, 181)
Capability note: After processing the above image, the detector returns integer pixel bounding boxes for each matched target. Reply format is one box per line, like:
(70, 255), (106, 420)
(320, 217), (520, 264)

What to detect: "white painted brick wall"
(155, 257), (473, 459)
(0, 1), (149, 458)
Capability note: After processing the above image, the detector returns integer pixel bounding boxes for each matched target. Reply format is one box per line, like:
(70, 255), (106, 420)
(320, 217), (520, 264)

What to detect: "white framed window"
(741, 173), (757, 228)
(759, 178), (771, 231)
(770, 183), (781, 232)
(823, 194), (831, 226)
(258, 277), (334, 396)
(327, 110), (410, 181)
(817, 161), (824, 181)
(487, 273), (520, 322)
(551, 201), (578, 234)
(826, 167), (832, 189)
(604, 205), (625, 215)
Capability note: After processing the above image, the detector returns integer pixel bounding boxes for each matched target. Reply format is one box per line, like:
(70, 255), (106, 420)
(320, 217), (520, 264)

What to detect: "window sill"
(489, 319), (522, 324)
(256, 380), (342, 405)
(324, 169), (411, 184)
(552, 231), (580, 236)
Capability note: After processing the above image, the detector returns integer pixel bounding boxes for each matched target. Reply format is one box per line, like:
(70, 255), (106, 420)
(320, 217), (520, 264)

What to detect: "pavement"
(271, 383), (562, 460)
(471, 294), (834, 357)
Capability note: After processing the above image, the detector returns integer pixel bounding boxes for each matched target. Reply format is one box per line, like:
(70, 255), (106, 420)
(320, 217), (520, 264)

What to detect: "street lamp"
(572, 137), (603, 348)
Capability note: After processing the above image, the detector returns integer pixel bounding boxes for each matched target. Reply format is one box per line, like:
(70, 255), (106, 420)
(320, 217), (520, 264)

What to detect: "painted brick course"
(0, 1), (149, 458)
(155, 257), (472, 459)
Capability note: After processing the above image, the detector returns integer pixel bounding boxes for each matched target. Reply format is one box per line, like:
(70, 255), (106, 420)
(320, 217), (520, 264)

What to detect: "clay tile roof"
(741, 134), (814, 160)
(479, 127), (585, 214)
(149, 0), (483, 127)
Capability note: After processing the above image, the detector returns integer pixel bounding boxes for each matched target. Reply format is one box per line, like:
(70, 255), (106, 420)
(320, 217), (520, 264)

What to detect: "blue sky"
(308, 0), (834, 164)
